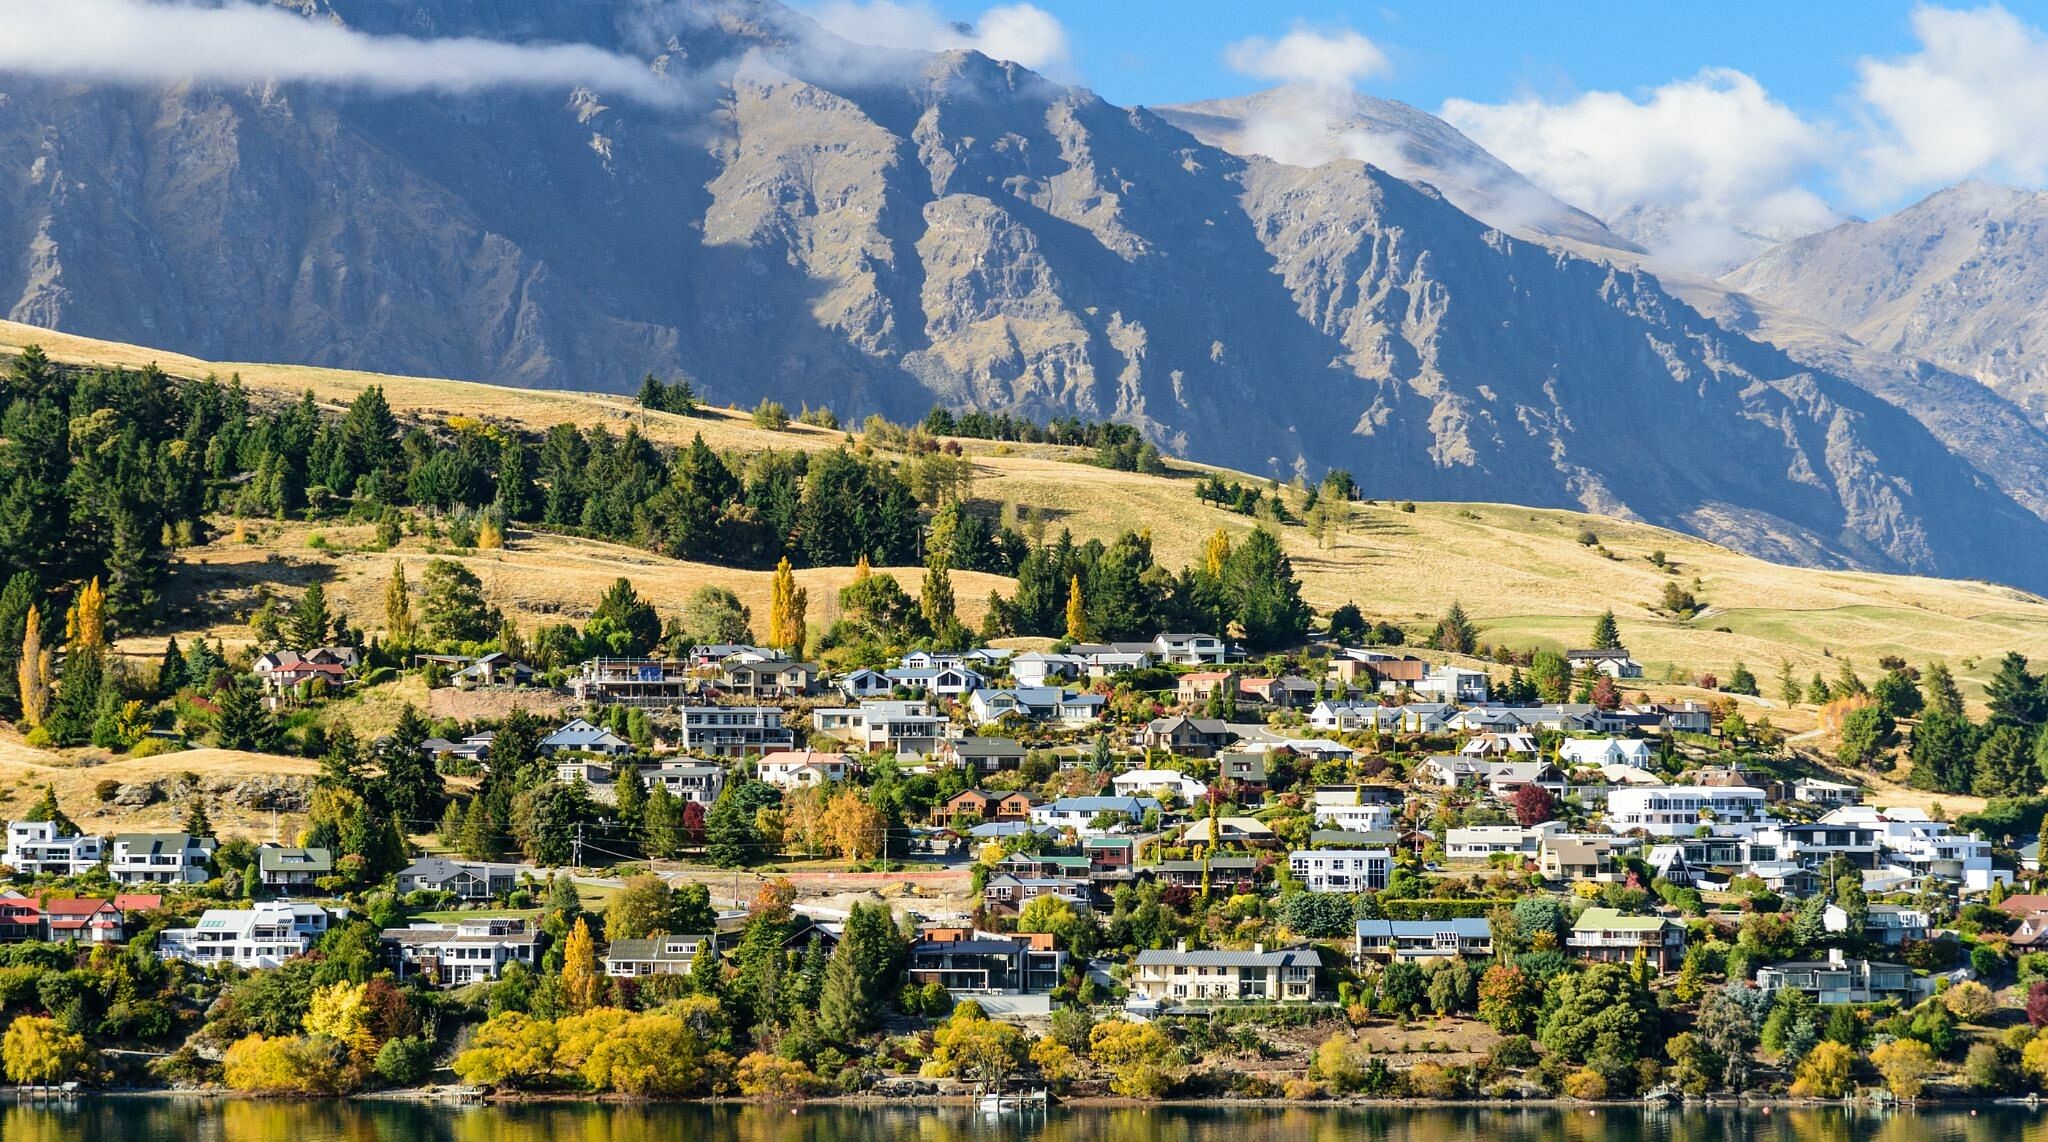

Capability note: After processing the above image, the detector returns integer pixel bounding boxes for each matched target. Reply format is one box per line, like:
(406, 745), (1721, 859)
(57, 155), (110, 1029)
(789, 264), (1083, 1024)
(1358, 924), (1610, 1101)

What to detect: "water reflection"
(0, 1101), (2039, 1142)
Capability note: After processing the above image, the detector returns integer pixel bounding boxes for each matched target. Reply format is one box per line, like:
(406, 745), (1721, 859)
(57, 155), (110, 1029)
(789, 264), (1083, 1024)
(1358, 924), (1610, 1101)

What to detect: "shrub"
(1560, 1068), (1607, 1100)
(736, 1051), (819, 1099)
(1942, 980), (1997, 1022)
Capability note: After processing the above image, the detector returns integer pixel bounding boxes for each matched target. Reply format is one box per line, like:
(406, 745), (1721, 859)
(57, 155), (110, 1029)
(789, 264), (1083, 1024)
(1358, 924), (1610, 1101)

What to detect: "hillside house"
(1288, 848), (1391, 892)
(677, 706), (794, 757)
(754, 749), (856, 790)
(159, 903), (337, 968)
(5, 821), (104, 876)
(382, 917), (542, 985)
(1569, 907), (1686, 971)
(605, 933), (712, 978)
(1756, 949), (1924, 1004)
(396, 858), (526, 900)
(1129, 942), (1321, 1004)
(719, 660), (819, 699)
(257, 846), (333, 892)
(570, 658), (698, 706)
(540, 718), (631, 756)
(110, 833), (214, 885)
(1354, 918), (1494, 964)
(1141, 715), (1233, 758)
(1567, 648), (1644, 678)
(934, 736), (1027, 775)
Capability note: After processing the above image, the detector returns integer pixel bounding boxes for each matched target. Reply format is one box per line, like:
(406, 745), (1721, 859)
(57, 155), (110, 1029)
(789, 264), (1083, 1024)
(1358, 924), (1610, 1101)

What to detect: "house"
(1151, 633), (1234, 666)
(994, 852), (1093, 883)
(935, 736), (1027, 775)
(5, 821), (104, 876)
(934, 789), (1037, 827)
(1308, 700), (1383, 733)
(754, 749), (855, 790)
(1654, 702), (1714, 735)
(1288, 848), (1391, 892)
(38, 897), (125, 945)
(256, 846), (333, 892)
(570, 658), (697, 707)
(1181, 817), (1279, 848)
(1568, 907), (1686, 971)
(1539, 835), (1625, 881)
(1030, 796), (1161, 835)
(1354, 918), (1493, 963)
(605, 933), (712, 977)
(423, 732), (494, 767)
(453, 652), (537, 687)
(719, 660), (819, 699)
(556, 758), (615, 786)
(540, 718), (632, 757)
(883, 665), (984, 698)
(812, 700), (950, 755)
(382, 917), (543, 985)
(1175, 672), (1234, 706)
(1567, 648), (1644, 679)
(677, 706), (795, 757)
(1415, 666), (1490, 704)
(252, 646), (357, 693)
(1085, 837), (1135, 874)
(1460, 732), (1540, 758)
(1238, 676), (1320, 709)
(909, 930), (1066, 997)
(1140, 715), (1234, 758)
(1215, 752), (1270, 795)
(109, 833), (215, 885)
(396, 858), (526, 900)
(981, 874), (1091, 915)
(1415, 755), (1489, 789)
(1818, 805), (2004, 890)
(1111, 769), (1209, 802)
(1824, 903), (1930, 946)
(1559, 738), (1654, 770)
(641, 762), (727, 805)
(969, 688), (1104, 726)
(1605, 786), (1769, 838)
(159, 903), (338, 968)
(1012, 652), (1085, 688)
(1445, 823), (1562, 862)
(1313, 801), (1395, 833)
(836, 668), (895, 699)
(1792, 778), (1863, 807)
(1151, 856), (1264, 888)
(1756, 949), (1925, 1004)
(1484, 761), (1567, 800)
(1128, 941), (1321, 1004)
(688, 643), (783, 668)
(0, 893), (40, 941)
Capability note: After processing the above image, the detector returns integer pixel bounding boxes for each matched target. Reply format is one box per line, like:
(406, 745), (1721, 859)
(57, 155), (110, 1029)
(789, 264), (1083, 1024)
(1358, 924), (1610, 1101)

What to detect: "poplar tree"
(16, 605), (48, 728)
(385, 560), (415, 646)
(1064, 575), (1089, 642)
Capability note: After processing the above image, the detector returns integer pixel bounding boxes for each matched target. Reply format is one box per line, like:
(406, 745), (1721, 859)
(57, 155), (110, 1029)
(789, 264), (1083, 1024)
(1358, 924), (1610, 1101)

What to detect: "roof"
(1356, 918), (1492, 938)
(1134, 946), (1322, 968)
(258, 846), (334, 873)
(911, 938), (1033, 956)
(605, 936), (708, 962)
(1572, 907), (1674, 933)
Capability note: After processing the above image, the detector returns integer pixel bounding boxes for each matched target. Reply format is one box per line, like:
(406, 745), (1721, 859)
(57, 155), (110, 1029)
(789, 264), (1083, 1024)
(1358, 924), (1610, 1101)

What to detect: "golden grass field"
(8, 317), (2042, 702)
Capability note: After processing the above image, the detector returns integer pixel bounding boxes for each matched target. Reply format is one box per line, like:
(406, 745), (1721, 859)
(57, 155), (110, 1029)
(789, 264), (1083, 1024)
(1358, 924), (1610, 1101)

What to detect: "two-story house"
(677, 706), (794, 758)
(1568, 907), (1686, 971)
(5, 821), (104, 876)
(1129, 941), (1320, 1004)
(605, 933), (712, 977)
(257, 845), (333, 892)
(1140, 715), (1234, 758)
(1756, 948), (1925, 1005)
(1354, 918), (1494, 964)
(159, 903), (338, 968)
(1288, 848), (1391, 893)
(110, 833), (215, 885)
(382, 917), (543, 985)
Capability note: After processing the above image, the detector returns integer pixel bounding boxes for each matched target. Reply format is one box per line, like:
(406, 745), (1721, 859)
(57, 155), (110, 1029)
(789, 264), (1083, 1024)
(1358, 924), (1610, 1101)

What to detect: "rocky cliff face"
(1726, 182), (2048, 420)
(3, 0), (2047, 589)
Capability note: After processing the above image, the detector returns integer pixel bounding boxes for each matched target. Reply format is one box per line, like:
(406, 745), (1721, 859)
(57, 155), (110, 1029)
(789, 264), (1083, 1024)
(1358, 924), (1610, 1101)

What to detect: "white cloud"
(0, 0), (685, 104)
(1442, 69), (1839, 270)
(1853, 4), (2048, 199)
(1223, 25), (1390, 90)
(805, 2), (1071, 73)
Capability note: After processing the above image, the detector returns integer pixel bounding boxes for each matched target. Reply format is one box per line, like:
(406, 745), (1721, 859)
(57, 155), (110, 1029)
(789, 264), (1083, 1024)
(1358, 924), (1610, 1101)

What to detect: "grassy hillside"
(9, 318), (2048, 705)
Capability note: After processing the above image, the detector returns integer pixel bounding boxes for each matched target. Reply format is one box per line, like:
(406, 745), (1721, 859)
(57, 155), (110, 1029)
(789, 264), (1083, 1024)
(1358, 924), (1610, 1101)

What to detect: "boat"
(977, 1088), (1050, 1114)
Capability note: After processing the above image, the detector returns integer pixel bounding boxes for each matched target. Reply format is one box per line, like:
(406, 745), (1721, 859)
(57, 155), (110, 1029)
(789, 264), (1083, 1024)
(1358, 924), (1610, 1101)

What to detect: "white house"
(1445, 823), (1564, 861)
(110, 833), (215, 884)
(1415, 666), (1490, 704)
(5, 821), (104, 876)
(540, 718), (632, 756)
(755, 749), (856, 790)
(1151, 633), (1233, 666)
(1029, 796), (1161, 835)
(1460, 732), (1539, 757)
(1012, 652), (1084, 688)
(1111, 769), (1209, 802)
(382, 916), (543, 985)
(1288, 849), (1391, 893)
(1314, 802), (1395, 832)
(1560, 737), (1653, 769)
(969, 688), (1104, 726)
(1567, 649), (1644, 679)
(158, 903), (338, 968)
(641, 762), (727, 805)
(884, 666), (986, 697)
(1604, 786), (1769, 838)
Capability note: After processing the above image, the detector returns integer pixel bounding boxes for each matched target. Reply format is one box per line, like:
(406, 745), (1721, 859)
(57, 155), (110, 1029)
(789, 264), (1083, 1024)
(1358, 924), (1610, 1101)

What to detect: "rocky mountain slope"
(3, 0), (2048, 590)
(1153, 87), (1641, 255)
(1725, 182), (2048, 419)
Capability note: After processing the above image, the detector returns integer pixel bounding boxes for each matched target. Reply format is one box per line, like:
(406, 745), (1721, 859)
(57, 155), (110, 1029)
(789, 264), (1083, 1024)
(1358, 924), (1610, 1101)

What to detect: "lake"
(0, 1100), (2037, 1142)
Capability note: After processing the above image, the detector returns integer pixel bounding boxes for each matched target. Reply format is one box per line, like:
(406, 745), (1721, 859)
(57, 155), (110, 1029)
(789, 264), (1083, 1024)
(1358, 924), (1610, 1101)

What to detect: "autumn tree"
(560, 918), (604, 1013)
(2, 1015), (89, 1084)
(16, 603), (48, 728)
(767, 557), (808, 655)
(820, 789), (885, 862)
(1064, 575), (1089, 642)
(1511, 782), (1556, 826)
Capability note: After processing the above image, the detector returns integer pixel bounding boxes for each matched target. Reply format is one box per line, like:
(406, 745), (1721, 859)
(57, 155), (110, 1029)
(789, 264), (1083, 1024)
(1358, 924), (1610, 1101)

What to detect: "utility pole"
(572, 822), (583, 869)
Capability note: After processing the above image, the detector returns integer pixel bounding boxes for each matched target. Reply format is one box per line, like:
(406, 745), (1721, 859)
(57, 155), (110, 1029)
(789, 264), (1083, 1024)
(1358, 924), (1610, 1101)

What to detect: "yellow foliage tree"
(1088, 1019), (1177, 1097)
(853, 554), (872, 581)
(1202, 528), (1231, 577)
(781, 785), (830, 857)
(302, 981), (377, 1061)
(2, 1015), (89, 1084)
(451, 1012), (559, 1087)
(767, 557), (807, 657)
(736, 1051), (819, 1099)
(1029, 1037), (1077, 1089)
(554, 1007), (636, 1083)
(1064, 575), (1089, 642)
(222, 1033), (345, 1094)
(64, 577), (106, 650)
(477, 518), (505, 550)
(2023, 1036), (2048, 1087)
(1791, 1040), (1855, 1098)
(819, 789), (885, 861)
(927, 1005), (1025, 1089)
(1561, 1068), (1608, 1100)
(1870, 1038), (1934, 1100)
(17, 605), (49, 728)
(561, 918), (604, 1013)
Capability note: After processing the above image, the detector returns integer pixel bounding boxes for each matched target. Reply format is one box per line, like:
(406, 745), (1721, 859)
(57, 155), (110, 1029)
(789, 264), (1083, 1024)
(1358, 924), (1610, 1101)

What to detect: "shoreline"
(61, 1087), (2031, 1112)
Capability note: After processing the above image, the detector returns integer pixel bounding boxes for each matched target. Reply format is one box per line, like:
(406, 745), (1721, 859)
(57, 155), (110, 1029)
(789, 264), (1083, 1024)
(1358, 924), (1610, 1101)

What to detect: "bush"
(1943, 980), (1997, 1022)
(1560, 1068), (1607, 1100)
(373, 1036), (434, 1086)
(753, 400), (791, 431)
(127, 737), (184, 759)
(94, 780), (121, 803)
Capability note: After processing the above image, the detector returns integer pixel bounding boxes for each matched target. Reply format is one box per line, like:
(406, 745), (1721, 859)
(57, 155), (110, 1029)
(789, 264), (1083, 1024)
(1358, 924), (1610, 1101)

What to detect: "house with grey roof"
(395, 858), (526, 900)
(1354, 918), (1494, 963)
(605, 933), (713, 978)
(1129, 940), (1321, 1004)
(382, 916), (542, 985)
(540, 717), (632, 756)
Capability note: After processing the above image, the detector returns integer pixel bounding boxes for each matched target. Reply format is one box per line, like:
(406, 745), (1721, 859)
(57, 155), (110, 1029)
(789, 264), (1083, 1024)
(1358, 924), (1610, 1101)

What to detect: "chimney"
(1827, 947), (1845, 967)
(1253, 941), (1266, 955)
(1175, 938), (1188, 953)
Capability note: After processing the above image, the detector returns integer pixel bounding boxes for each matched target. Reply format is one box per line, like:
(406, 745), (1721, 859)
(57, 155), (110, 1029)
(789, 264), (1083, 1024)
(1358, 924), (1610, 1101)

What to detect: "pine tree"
(817, 943), (869, 1043)
(705, 791), (758, 868)
(157, 636), (186, 697)
(1064, 574), (1089, 642)
(321, 722), (364, 787)
(377, 705), (444, 827)
(641, 782), (682, 858)
(560, 918), (603, 1013)
(920, 554), (956, 635)
(1777, 660), (1802, 706)
(1974, 725), (2039, 799)
(459, 795), (502, 859)
(615, 762), (648, 830)
(212, 680), (274, 752)
(17, 604), (48, 728)
(384, 559), (415, 646)
(23, 785), (75, 835)
(1431, 601), (1479, 655)
(1923, 661), (1965, 719)
(288, 581), (330, 650)
(184, 797), (211, 838)
(1591, 609), (1621, 650)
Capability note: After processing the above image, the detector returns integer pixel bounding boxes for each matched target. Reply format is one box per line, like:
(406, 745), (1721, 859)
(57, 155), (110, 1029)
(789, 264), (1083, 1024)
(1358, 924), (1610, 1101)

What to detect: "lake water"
(0, 1100), (2037, 1142)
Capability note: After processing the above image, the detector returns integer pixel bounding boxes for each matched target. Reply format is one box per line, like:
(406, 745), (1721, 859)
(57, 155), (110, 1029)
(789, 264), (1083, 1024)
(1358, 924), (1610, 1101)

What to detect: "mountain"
(1604, 202), (1853, 277)
(3, 0), (2048, 590)
(1153, 87), (1642, 255)
(1725, 182), (2048, 419)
